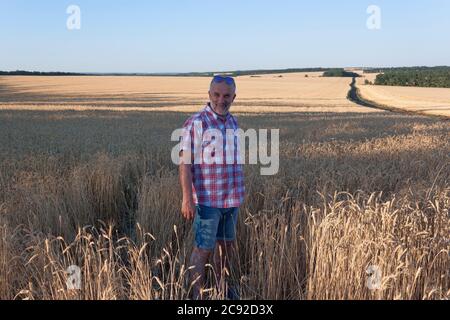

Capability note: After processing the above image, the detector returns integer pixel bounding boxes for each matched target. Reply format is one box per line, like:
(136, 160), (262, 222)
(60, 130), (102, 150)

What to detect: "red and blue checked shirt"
(180, 103), (245, 208)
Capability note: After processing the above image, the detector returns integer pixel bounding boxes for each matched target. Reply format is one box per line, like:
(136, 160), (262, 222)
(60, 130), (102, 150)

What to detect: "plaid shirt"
(180, 103), (245, 208)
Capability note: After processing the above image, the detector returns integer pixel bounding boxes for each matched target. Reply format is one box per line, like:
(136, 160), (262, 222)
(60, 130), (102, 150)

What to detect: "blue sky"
(1, 0), (449, 73)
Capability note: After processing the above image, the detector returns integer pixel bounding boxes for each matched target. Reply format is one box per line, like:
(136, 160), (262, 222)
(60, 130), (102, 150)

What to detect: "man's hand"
(182, 198), (196, 220)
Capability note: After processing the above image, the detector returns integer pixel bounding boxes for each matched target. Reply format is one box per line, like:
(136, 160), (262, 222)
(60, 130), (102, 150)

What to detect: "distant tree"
(323, 69), (360, 78)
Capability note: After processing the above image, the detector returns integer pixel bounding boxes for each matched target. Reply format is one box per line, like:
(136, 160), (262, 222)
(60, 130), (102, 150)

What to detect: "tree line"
(0, 70), (87, 76)
(0, 68), (331, 77)
(364, 66), (450, 88)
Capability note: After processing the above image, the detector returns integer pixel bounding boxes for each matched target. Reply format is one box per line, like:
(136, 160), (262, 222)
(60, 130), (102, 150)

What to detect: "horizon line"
(1, 65), (449, 77)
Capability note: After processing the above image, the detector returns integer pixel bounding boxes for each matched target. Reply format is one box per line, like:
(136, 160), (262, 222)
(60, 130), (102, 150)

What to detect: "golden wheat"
(0, 74), (380, 114)
(357, 74), (450, 118)
(0, 77), (448, 300)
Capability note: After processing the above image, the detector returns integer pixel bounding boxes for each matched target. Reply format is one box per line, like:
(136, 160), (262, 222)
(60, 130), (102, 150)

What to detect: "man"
(179, 75), (245, 300)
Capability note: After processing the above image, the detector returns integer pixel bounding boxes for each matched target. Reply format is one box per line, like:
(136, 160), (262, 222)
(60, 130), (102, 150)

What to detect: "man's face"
(209, 82), (236, 116)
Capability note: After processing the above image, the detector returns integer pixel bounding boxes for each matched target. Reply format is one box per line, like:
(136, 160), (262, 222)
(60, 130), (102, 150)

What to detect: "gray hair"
(209, 76), (237, 93)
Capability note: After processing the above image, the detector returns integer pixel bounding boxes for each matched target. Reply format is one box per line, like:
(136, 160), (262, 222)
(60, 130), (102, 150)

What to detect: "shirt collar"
(205, 103), (231, 122)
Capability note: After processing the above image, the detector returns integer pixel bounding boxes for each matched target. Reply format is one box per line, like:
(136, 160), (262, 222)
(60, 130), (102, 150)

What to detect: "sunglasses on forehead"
(212, 75), (235, 86)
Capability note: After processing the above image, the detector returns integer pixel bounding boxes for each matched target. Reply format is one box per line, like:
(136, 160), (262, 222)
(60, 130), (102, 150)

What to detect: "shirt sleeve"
(180, 117), (198, 154)
(179, 117), (204, 165)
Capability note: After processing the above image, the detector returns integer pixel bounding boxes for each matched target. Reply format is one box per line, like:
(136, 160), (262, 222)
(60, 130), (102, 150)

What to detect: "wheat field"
(0, 75), (449, 300)
(356, 75), (450, 118)
(0, 73), (379, 113)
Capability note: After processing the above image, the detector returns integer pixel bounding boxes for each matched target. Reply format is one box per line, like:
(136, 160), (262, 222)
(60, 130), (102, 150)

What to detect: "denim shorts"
(193, 205), (239, 250)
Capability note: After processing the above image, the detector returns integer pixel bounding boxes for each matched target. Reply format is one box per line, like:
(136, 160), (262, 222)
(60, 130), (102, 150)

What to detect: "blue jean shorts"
(193, 205), (239, 250)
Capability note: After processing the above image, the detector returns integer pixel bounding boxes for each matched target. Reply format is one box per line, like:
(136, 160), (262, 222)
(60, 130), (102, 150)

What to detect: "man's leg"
(189, 246), (213, 300)
(213, 240), (235, 291)
(190, 205), (220, 300)
(213, 207), (239, 299)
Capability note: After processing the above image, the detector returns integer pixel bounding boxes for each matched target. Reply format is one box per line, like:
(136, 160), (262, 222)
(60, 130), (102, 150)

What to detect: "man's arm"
(179, 154), (196, 220)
